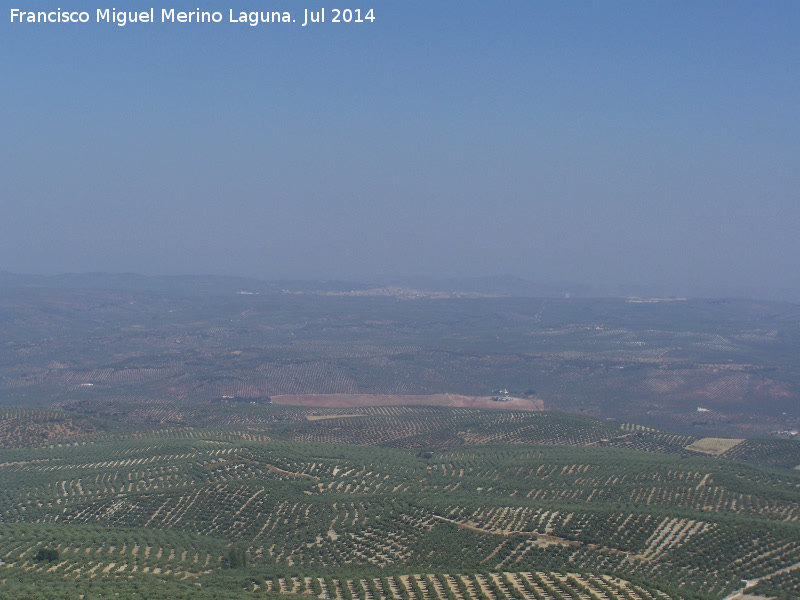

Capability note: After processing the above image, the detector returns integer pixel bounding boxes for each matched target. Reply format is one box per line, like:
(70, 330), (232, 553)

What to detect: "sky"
(2, 1), (799, 298)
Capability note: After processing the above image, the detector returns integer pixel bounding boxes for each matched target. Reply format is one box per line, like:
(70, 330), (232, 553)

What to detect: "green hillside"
(2, 406), (799, 599)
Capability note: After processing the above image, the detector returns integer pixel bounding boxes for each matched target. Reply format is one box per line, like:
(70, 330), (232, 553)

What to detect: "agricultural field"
(2, 274), (800, 437)
(1, 405), (800, 599)
(2, 275), (800, 599)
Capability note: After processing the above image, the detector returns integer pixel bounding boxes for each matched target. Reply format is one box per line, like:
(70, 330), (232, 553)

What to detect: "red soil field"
(270, 393), (544, 411)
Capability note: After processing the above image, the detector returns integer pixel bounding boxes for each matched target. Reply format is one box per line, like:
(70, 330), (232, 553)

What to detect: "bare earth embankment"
(686, 437), (745, 456)
(271, 393), (544, 411)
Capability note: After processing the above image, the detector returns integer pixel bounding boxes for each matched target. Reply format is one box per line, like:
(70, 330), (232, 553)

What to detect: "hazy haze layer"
(2, 2), (799, 299)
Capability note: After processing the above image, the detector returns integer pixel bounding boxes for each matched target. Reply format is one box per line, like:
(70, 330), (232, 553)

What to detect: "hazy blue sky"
(2, 1), (799, 297)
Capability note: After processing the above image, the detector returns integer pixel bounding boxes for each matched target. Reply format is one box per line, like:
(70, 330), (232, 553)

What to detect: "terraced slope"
(2, 408), (800, 599)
